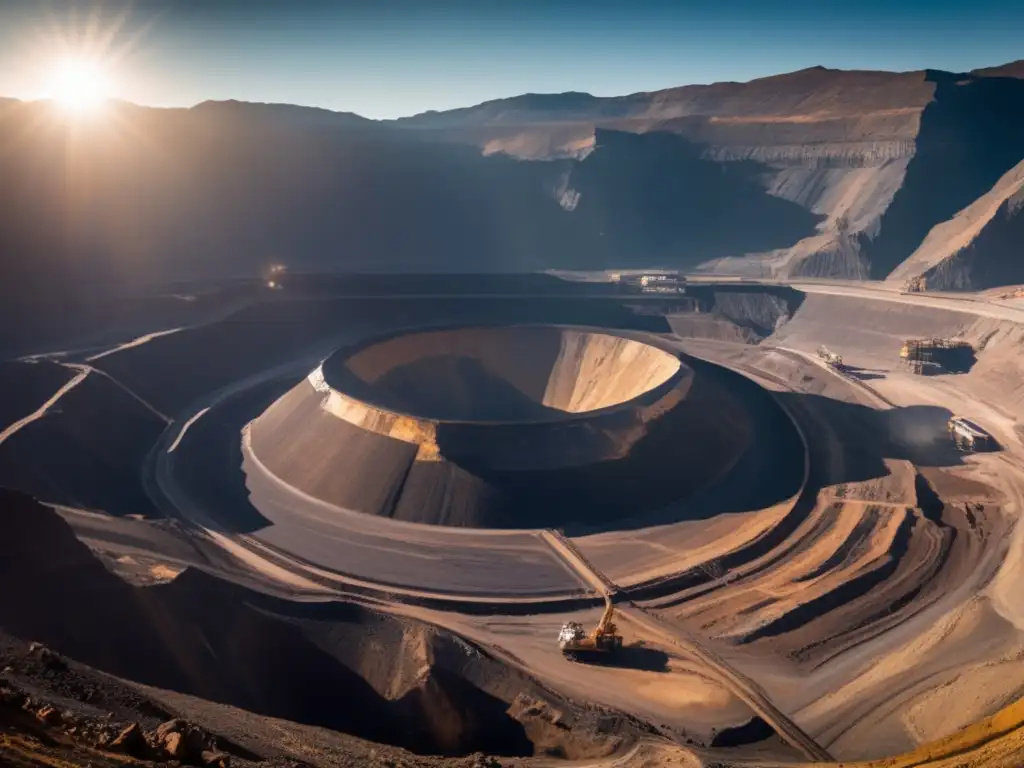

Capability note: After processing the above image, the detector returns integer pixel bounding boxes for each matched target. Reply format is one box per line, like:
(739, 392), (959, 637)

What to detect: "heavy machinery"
(610, 272), (687, 294)
(948, 416), (995, 452)
(816, 345), (844, 370)
(263, 263), (287, 290)
(558, 597), (623, 659)
(899, 338), (974, 375)
(903, 275), (927, 293)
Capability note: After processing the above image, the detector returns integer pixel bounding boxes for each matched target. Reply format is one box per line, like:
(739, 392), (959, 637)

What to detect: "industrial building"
(899, 338), (974, 375)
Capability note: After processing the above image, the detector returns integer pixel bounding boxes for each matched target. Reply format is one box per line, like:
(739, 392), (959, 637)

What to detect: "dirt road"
(539, 530), (833, 761)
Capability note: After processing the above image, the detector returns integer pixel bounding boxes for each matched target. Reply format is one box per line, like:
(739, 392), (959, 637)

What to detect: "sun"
(47, 57), (112, 115)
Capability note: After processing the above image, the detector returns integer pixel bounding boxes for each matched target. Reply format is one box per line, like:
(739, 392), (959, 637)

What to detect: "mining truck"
(816, 345), (844, 370)
(559, 598), (623, 659)
(948, 417), (995, 452)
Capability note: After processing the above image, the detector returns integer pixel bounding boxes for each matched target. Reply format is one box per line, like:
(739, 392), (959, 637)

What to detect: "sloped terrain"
(0, 367), (166, 517)
(6, 60), (1024, 305)
(0, 360), (75, 432)
(335, 327), (681, 418)
(887, 159), (1024, 290)
(0, 489), (646, 759)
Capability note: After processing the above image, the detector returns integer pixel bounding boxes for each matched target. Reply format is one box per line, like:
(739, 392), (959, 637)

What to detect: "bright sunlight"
(46, 57), (112, 115)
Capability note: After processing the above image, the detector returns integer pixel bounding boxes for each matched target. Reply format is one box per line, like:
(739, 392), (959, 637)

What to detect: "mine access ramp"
(948, 417), (996, 452)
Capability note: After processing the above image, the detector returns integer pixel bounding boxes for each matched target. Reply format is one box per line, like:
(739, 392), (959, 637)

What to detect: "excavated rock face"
(248, 326), (752, 528)
(334, 326), (682, 421)
(0, 491), (645, 758)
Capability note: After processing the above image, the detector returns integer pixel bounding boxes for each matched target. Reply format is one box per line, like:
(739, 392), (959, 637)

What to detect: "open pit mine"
(3, 272), (1024, 768)
(2, 58), (1024, 768)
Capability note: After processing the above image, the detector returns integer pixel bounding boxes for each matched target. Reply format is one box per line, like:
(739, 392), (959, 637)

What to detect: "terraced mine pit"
(0, 490), (647, 760)
(247, 325), (752, 528)
(4, 276), (1024, 768)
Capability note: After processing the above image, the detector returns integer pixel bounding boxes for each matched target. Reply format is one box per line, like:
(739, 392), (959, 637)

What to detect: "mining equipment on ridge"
(816, 345), (844, 371)
(948, 417), (996, 452)
(902, 276), (927, 294)
(559, 598), (623, 660)
(899, 338), (974, 375)
(610, 272), (687, 294)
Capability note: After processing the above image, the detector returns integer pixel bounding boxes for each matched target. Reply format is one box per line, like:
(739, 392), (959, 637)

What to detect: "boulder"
(156, 720), (209, 764)
(155, 718), (187, 739)
(110, 722), (150, 759)
(35, 705), (60, 724)
(201, 749), (231, 768)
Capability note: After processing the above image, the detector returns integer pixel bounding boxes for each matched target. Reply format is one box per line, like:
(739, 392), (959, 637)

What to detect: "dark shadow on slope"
(925, 191), (1024, 290)
(710, 716), (776, 748)
(167, 375), (296, 533)
(97, 293), (671, 416)
(565, 129), (823, 268)
(158, 298), (673, 534)
(738, 511), (916, 644)
(625, 396), (968, 602)
(0, 361), (75, 432)
(865, 72), (1024, 279)
(0, 489), (544, 758)
(841, 365), (887, 381)
(883, 404), (963, 465)
(567, 644), (670, 672)
(681, 285), (806, 340)
(365, 356), (566, 421)
(0, 371), (165, 517)
(1, 99), (816, 314)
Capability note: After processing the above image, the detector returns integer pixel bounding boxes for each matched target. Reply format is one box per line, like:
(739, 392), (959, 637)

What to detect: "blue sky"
(0, 0), (1022, 118)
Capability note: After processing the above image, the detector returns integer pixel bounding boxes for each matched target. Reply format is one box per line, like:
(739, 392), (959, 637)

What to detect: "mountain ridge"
(1, 57), (1024, 324)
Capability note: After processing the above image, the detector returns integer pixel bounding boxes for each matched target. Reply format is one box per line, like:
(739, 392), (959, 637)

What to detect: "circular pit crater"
(247, 325), (750, 530)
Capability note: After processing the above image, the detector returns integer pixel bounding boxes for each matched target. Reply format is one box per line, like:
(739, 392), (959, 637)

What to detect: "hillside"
(3, 60), (1024, 321)
(886, 158), (1024, 290)
(972, 60), (1024, 78)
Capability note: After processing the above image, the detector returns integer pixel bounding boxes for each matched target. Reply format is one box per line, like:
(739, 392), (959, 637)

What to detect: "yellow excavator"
(558, 597), (623, 659)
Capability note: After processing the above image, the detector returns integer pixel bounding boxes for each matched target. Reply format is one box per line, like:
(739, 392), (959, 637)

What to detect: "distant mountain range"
(2, 59), (1023, 311)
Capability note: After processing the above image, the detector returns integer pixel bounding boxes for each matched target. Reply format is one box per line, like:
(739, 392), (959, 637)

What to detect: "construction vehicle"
(558, 597), (623, 659)
(948, 416), (995, 452)
(611, 272), (687, 294)
(816, 345), (844, 370)
(900, 338), (974, 375)
(263, 263), (287, 290)
(903, 276), (927, 293)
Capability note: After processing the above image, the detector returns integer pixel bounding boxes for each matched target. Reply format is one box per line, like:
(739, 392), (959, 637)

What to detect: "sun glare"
(47, 58), (111, 115)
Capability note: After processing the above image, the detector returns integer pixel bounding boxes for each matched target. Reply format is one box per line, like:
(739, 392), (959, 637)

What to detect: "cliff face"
(2, 61), (1024, 304)
(887, 159), (1024, 290)
(401, 66), (1024, 285)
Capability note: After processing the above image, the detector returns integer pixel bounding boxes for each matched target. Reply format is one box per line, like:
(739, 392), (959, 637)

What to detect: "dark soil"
(0, 489), (647, 761)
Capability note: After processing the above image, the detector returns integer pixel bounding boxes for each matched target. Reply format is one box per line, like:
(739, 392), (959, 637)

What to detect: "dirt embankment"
(90, 296), (670, 417)
(249, 350), (748, 530)
(0, 369), (166, 517)
(665, 286), (804, 344)
(0, 489), (648, 759)
(887, 159), (1024, 290)
(861, 73), (1024, 281)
